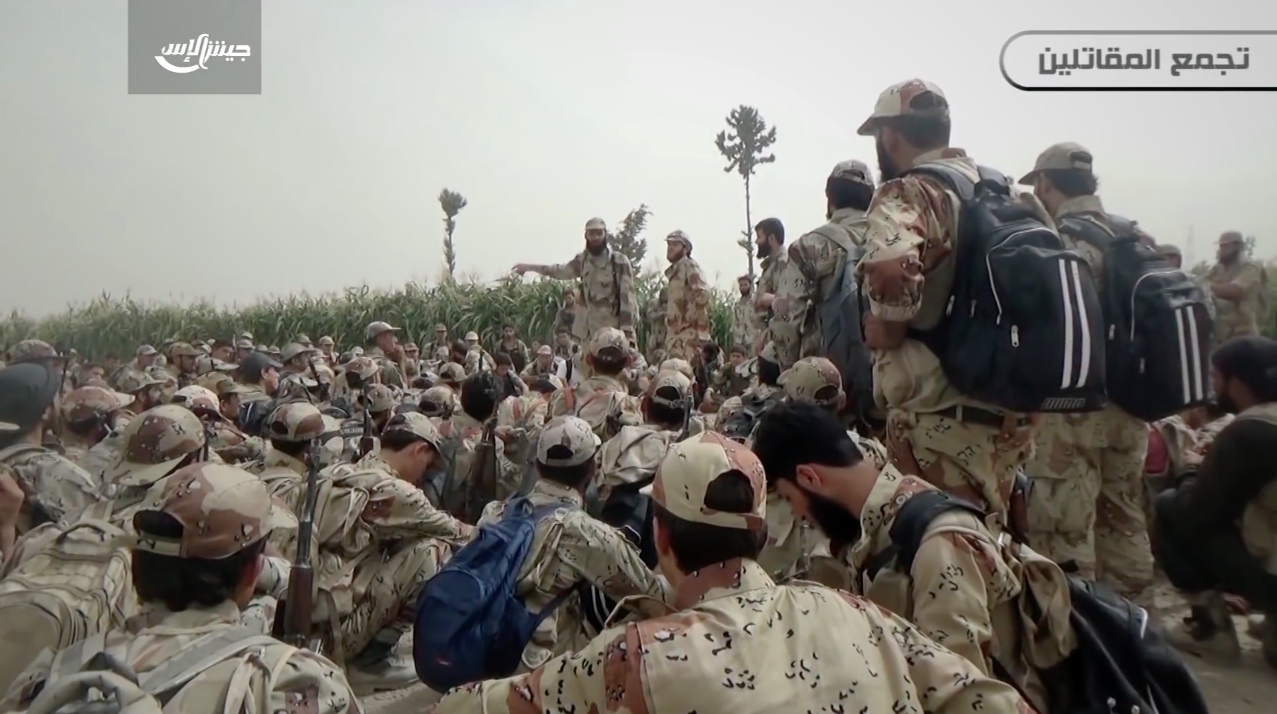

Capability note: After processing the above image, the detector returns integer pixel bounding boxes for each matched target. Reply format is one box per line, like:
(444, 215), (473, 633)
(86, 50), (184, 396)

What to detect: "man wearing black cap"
(1153, 336), (1277, 669)
(0, 363), (104, 536)
(236, 351), (282, 405)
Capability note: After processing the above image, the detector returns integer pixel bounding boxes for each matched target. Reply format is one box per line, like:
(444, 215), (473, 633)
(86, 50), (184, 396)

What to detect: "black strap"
(863, 490), (986, 581)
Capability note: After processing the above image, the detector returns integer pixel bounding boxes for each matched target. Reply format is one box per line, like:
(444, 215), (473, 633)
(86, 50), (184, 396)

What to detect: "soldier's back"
(0, 442), (103, 530)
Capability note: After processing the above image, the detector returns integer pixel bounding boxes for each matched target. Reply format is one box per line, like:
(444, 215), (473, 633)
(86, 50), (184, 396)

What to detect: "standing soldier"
(663, 230), (711, 362)
(1209, 230), (1269, 342)
(364, 320), (408, 388)
(512, 217), (638, 373)
(764, 160), (875, 369)
(430, 324), (451, 363)
(751, 217), (788, 355)
(730, 275), (757, 349)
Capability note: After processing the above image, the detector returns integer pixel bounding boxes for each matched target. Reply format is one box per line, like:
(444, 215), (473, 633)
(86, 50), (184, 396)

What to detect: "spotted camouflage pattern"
(62, 385), (134, 424)
(135, 462), (272, 560)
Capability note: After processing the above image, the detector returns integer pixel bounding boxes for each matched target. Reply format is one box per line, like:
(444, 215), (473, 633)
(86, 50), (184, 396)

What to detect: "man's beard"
(802, 488), (863, 548)
(756, 242), (772, 259)
(876, 138), (903, 182)
(586, 240), (607, 256)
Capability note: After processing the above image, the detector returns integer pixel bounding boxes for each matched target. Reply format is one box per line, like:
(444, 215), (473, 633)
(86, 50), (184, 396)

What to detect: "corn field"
(0, 274), (739, 360)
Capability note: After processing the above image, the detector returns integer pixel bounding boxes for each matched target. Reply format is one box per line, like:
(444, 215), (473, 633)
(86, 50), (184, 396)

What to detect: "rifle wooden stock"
(460, 417), (499, 524)
(282, 565), (313, 648)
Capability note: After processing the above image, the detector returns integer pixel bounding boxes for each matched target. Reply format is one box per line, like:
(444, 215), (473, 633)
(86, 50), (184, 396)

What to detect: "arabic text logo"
(155, 34), (252, 74)
(1000, 31), (1277, 91)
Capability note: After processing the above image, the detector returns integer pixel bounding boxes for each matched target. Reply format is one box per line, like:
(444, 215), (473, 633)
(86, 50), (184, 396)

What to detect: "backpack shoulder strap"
(907, 162), (977, 201)
(810, 224), (855, 255)
(863, 490), (986, 580)
(135, 627), (279, 695)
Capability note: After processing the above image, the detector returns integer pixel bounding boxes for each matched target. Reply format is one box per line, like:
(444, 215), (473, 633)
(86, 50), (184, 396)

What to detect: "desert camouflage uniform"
(436, 409), (524, 507)
(362, 345), (405, 389)
(0, 464), (359, 714)
(855, 80), (1037, 527)
(497, 390), (552, 468)
(303, 415), (471, 661)
(56, 384), (135, 487)
(662, 231), (711, 362)
(531, 238), (638, 343)
(1208, 245), (1268, 342)
(731, 286), (757, 349)
(477, 417), (670, 672)
(643, 287), (669, 363)
(765, 161), (874, 368)
(498, 337), (531, 369)
(0, 443), (102, 534)
(464, 346), (497, 375)
(1017, 153), (1152, 599)
(754, 249), (787, 344)
(548, 329), (643, 441)
(433, 432), (1031, 714)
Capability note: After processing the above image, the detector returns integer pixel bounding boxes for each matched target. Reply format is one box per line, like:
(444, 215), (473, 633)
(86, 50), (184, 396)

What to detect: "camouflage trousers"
(663, 330), (703, 363)
(889, 409), (1035, 529)
(1025, 406), (1152, 601)
(327, 538), (449, 661)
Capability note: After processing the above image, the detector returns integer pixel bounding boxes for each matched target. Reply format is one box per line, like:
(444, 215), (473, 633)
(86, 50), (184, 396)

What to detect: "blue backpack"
(413, 497), (576, 692)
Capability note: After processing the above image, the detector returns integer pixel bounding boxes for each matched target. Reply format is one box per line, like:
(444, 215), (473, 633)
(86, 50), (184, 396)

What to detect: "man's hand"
(512, 263), (534, 276)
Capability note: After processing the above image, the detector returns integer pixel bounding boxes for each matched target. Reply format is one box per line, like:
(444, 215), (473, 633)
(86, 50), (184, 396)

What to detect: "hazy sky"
(3, 1), (1275, 317)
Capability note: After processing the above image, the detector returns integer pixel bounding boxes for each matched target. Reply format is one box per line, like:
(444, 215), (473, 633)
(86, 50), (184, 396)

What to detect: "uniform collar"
(531, 478), (585, 507)
(911, 147), (969, 165)
(264, 449), (307, 474)
(849, 466), (938, 571)
(829, 207), (867, 225)
(1055, 194), (1105, 219)
(127, 600), (242, 635)
(673, 558), (775, 610)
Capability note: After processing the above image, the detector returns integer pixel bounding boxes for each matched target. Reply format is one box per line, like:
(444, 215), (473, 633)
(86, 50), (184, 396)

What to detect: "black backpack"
(1059, 215), (1214, 421)
(719, 392), (784, 443)
(809, 224), (877, 430)
(578, 482), (658, 633)
(881, 490), (1210, 714)
(904, 163), (1106, 414)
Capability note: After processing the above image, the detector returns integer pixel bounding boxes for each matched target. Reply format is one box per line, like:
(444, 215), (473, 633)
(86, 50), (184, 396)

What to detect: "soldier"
(171, 385), (258, 464)
(0, 363), (104, 533)
(420, 384), (458, 419)
(493, 353), (527, 400)
(598, 369), (693, 504)
(251, 402), (334, 545)
(364, 320), (408, 388)
(436, 372), (524, 507)
(278, 341), (321, 394)
(0, 463), (360, 714)
(82, 405), (209, 522)
(763, 160), (874, 370)
(751, 217), (789, 352)
(131, 343), (160, 371)
(234, 337), (255, 363)
(317, 334), (337, 364)
(312, 412), (472, 690)
(497, 323), (531, 374)
(197, 371), (254, 423)
(512, 217), (639, 356)
(235, 351), (281, 405)
(402, 341), (422, 381)
(476, 416), (670, 672)
(5, 340), (63, 367)
(430, 323), (451, 363)
(209, 338), (236, 365)
(1156, 243), (1184, 269)
(730, 275), (757, 349)
(751, 401), (1069, 706)
(853, 79), (1037, 527)
(164, 342), (201, 388)
(548, 328), (642, 440)
(1018, 142), (1154, 602)
(432, 430), (1031, 714)
(338, 383), (396, 460)
(463, 331), (496, 375)
(59, 384), (133, 471)
(521, 344), (567, 381)
(1208, 230), (1269, 342)
(662, 230), (712, 362)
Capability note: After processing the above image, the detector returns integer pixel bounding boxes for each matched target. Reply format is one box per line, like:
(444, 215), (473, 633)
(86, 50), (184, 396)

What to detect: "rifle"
(308, 358), (330, 403)
(200, 416), (214, 462)
(460, 416), (499, 524)
(676, 396), (695, 442)
(280, 439), (324, 652)
(356, 384), (374, 460)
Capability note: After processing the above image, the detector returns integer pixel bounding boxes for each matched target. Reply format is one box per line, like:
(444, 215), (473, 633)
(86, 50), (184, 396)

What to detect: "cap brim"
(106, 454), (189, 488)
(855, 116), (878, 136)
(1016, 170), (1040, 185)
(0, 421), (18, 432)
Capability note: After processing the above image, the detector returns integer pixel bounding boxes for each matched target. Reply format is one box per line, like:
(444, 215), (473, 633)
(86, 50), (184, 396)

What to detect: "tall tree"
(1245, 234), (1257, 259)
(714, 105), (777, 282)
(438, 188), (467, 281)
(609, 204), (651, 275)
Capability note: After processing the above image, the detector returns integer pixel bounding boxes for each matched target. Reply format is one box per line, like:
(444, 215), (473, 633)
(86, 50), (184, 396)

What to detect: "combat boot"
(344, 637), (419, 694)
(1166, 591), (1242, 665)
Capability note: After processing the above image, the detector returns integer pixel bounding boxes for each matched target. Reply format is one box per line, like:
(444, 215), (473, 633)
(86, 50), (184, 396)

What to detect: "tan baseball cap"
(280, 342), (318, 363)
(828, 160), (876, 189)
(133, 463), (274, 560)
(649, 369), (692, 409)
(665, 230), (693, 252)
(264, 401), (333, 442)
(464, 331), (479, 342)
(536, 344), (553, 356)
(170, 385), (224, 420)
(778, 357), (843, 405)
(438, 362), (466, 384)
(169, 342), (202, 358)
(62, 385), (134, 424)
(344, 356), (379, 382)
(641, 431), (767, 530)
(536, 416), (601, 467)
(382, 411), (444, 450)
(365, 321), (401, 341)
(1018, 142), (1094, 185)
(584, 217), (607, 232)
(1154, 244), (1182, 257)
(588, 327), (629, 358)
(104, 405), (206, 488)
(136, 344), (158, 357)
(657, 358), (694, 382)
(419, 386), (455, 417)
(856, 78), (949, 136)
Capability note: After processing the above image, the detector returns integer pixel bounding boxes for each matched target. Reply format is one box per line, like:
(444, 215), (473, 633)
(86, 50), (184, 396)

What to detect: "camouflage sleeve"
(560, 515), (671, 605)
(493, 438), (523, 500)
(268, 648), (364, 714)
(764, 248), (813, 368)
(428, 623), (641, 714)
(360, 477), (474, 544)
(464, 351), (480, 375)
(1233, 262), (1265, 297)
(684, 262), (711, 335)
(540, 252), (585, 281)
(856, 175), (957, 322)
(18, 454), (105, 525)
(616, 255), (638, 331)
(908, 534), (997, 675)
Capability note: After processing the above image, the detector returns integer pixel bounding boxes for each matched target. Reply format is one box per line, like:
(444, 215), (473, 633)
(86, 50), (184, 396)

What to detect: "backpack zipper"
(1128, 270), (1181, 340)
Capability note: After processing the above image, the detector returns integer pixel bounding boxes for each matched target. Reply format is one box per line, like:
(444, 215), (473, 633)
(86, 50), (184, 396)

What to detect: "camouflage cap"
(778, 357), (844, 405)
(419, 386), (455, 416)
(343, 356), (379, 382)
(404, 342), (420, 353)
(194, 354), (237, 376)
(295, 334), (313, 346)
(197, 372), (253, 398)
(105, 404), (206, 488)
(829, 160), (876, 190)
(171, 385), (223, 420)
(584, 217), (607, 232)
(235, 338), (255, 350)
(464, 331), (479, 342)
(267, 346), (281, 357)
(665, 230), (693, 252)
(856, 78), (949, 136)
(0, 421), (17, 433)
(1219, 230), (1244, 245)
(264, 401), (331, 442)
(535, 344), (553, 356)
(161, 338), (177, 349)
(434, 323), (447, 332)
(116, 368), (166, 394)
(382, 411), (443, 450)
(169, 342), (202, 358)
(641, 431), (766, 530)
(365, 321), (401, 341)
(280, 342), (318, 363)
(318, 335), (335, 347)
(237, 331), (254, 341)
(588, 327), (629, 358)
(649, 369), (693, 408)
(136, 344), (158, 357)
(134, 463), (273, 560)
(312, 362), (335, 383)
(7, 339), (60, 364)
(438, 362), (466, 384)
(1018, 142), (1094, 185)
(364, 384), (396, 413)
(62, 385), (134, 424)
(657, 358), (695, 382)
(536, 416), (601, 467)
